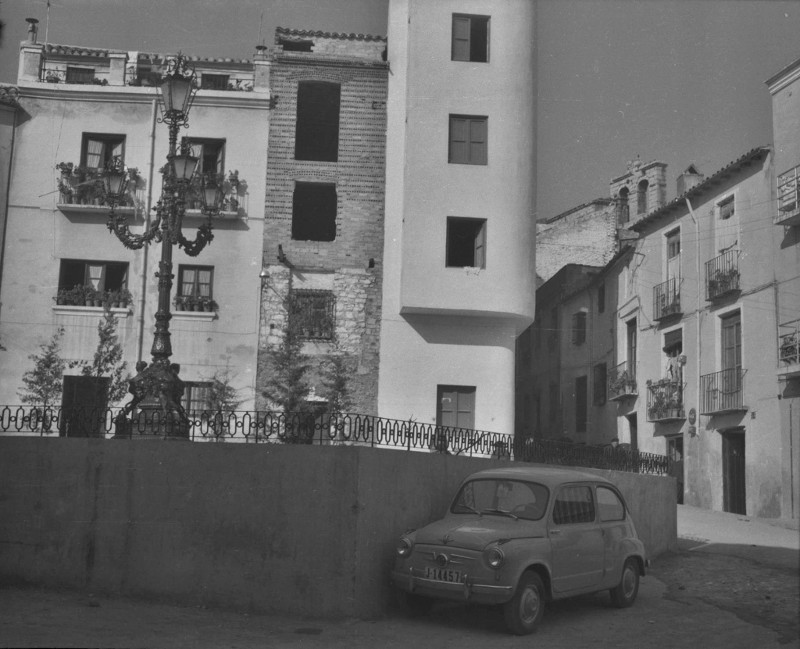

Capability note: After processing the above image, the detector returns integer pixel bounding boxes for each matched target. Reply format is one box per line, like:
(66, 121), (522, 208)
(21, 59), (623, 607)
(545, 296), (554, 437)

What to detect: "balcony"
(608, 361), (637, 401)
(776, 165), (800, 226)
(646, 379), (685, 422)
(778, 321), (800, 379)
(653, 278), (681, 321)
(705, 250), (740, 301)
(700, 368), (746, 415)
(56, 164), (143, 217)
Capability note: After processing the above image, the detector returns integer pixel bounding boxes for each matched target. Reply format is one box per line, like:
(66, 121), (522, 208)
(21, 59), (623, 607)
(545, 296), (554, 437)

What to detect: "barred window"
(290, 290), (335, 341)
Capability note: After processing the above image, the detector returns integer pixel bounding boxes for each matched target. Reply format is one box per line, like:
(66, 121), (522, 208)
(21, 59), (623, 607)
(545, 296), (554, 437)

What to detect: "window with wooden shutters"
(575, 376), (588, 432)
(178, 265), (214, 299)
(593, 363), (607, 405)
(182, 138), (225, 175)
(449, 115), (487, 165)
(452, 14), (490, 63)
(446, 217), (487, 268)
(436, 385), (476, 430)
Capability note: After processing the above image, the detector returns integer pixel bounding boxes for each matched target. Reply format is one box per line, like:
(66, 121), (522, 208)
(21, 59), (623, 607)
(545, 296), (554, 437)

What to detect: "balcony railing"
(646, 379), (685, 422)
(705, 250), (740, 301)
(607, 360), (637, 401)
(653, 278), (681, 321)
(778, 321), (800, 379)
(776, 164), (800, 226)
(700, 368), (746, 414)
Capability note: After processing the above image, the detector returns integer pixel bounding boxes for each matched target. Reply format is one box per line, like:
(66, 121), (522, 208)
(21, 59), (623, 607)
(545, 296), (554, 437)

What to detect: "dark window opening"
(289, 290), (335, 341)
(593, 363), (607, 406)
(446, 217), (486, 268)
(618, 187), (630, 224)
(280, 38), (313, 52)
(718, 195), (735, 220)
(452, 14), (490, 63)
(449, 115), (487, 165)
(182, 138), (225, 175)
(598, 282), (606, 313)
(201, 74), (230, 90)
(59, 259), (128, 292)
(292, 182), (337, 242)
(81, 133), (125, 170)
(295, 81), (341, 162)
(66, 67), (95, 84)
(637, 179), (649, 214)
(575, 376), (588, 432)
(572, 311), (587, 345)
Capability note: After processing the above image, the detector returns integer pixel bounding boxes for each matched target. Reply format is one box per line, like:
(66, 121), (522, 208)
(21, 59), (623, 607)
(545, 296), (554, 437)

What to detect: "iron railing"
(607, 360), (637, 401)
(514, 438), (670, 475)
(705, 250), (740, 301)
(653, 277), (681, 320)
(700, 368), (745, 414)
(779, 325), (800, 366)
(646, 379), (685, 422)
(776, 164), (800, 226)
(0, 406), (672, 475)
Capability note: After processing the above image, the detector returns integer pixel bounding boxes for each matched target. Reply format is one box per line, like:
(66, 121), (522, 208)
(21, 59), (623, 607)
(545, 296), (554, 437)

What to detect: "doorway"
(722, 429), (746, 514)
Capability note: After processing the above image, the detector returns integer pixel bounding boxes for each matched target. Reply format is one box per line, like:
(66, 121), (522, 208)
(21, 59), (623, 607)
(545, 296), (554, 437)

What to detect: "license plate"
(425, 567), (463, 583)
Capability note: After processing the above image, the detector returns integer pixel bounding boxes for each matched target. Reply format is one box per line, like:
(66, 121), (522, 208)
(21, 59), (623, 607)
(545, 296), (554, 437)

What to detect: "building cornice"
(766, 55), (800, 95)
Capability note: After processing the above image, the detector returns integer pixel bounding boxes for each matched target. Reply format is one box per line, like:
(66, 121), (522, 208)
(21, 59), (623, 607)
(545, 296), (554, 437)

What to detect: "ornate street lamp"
(105, 54), (224, 438)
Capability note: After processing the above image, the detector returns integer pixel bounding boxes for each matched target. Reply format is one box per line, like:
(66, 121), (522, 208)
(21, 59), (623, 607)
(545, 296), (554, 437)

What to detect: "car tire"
(503, 571), (545, 635)
(404, 593), (433, 616)
(610, 558), (640, 608)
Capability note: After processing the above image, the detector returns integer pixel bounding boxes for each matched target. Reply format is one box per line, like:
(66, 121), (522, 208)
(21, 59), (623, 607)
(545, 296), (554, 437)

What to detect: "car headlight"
(396, 536), (413, 558)
(485, 546), (505, 569)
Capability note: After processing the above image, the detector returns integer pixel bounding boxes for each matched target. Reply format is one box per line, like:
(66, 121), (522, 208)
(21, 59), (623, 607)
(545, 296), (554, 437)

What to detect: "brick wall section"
(257, 35), (388, 414)
(536, 200), (618, 282)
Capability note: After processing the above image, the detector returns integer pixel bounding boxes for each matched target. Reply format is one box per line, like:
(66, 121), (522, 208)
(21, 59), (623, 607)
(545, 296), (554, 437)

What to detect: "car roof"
(462, 465), (614, 488)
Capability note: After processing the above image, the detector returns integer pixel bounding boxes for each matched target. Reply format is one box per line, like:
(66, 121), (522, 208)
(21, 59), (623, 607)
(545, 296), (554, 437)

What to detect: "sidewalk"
(677, 504), (800, 548)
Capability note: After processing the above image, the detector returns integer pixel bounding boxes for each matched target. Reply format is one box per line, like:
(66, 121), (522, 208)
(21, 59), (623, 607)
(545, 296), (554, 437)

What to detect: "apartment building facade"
(381, 0), (537, 436)
(0, 28), (271, 411)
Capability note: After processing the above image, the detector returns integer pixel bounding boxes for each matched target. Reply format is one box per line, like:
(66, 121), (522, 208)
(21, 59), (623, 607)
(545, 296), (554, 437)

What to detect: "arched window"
(637, 179), (649, 214)
(618, 187), (630, 224)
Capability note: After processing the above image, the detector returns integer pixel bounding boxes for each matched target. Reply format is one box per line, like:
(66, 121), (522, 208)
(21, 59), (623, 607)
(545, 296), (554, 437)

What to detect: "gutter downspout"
(137, 98), (158, 364)
(0, 104), (18, 322)
(685, 198), (701, 431)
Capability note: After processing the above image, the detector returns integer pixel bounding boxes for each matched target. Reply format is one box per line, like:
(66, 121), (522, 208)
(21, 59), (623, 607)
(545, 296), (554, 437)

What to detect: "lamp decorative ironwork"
(104, 53), (224, 438)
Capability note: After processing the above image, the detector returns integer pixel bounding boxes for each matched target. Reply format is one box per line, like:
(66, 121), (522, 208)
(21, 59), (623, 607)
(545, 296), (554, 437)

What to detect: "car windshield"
(451, 479), (550, 521)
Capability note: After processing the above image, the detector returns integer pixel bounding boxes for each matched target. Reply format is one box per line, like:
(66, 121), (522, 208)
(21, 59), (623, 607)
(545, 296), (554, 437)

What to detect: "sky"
(1, 0), (800, 220)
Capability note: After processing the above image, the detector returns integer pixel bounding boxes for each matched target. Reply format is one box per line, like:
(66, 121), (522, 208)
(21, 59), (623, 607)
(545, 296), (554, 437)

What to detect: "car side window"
(552, 485), (595, 525)
(597, 486), (626, 522)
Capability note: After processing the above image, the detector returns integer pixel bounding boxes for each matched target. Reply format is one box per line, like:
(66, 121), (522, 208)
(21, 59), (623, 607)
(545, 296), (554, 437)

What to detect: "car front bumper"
(391, 567), (514, 605)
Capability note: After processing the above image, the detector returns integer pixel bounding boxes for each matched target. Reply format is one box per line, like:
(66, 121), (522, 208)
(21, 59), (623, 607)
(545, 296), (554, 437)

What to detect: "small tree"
(206, 368), (243, 412)
(74, 312), (130, 404)
(319, 351), (353, 414)
(18, 327), (66, 407)
(261, 316), (312, 414)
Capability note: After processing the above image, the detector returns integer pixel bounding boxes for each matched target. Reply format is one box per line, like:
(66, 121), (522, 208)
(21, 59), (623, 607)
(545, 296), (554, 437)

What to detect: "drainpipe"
(684, 198), (702, 430)
(136, 99), (158, 364)
(0, 103), (19, 319)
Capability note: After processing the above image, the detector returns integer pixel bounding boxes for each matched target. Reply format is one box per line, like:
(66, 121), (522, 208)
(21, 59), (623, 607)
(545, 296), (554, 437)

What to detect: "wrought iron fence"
(705, 250), (740, 301)
(646, 379), (685, 422)
(0, 406), (672, 475)
(607, 360), (637, 401)
(700, 368), (745, 414)
(653, 277), (681, 320)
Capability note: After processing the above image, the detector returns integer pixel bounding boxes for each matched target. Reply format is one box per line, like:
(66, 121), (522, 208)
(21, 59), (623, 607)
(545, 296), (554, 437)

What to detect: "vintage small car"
(391, 466), (647, 635)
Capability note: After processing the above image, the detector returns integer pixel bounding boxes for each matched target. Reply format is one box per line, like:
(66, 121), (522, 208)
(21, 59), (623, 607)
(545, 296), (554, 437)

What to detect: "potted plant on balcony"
(198, 296), (217, 312)
(780, 333), (799, 364)
(83, 286), (99, 307)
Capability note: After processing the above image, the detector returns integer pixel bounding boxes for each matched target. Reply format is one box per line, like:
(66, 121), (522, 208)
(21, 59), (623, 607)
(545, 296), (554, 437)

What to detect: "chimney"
(25, 17), (39, 43)
(677, 165), (704, 196)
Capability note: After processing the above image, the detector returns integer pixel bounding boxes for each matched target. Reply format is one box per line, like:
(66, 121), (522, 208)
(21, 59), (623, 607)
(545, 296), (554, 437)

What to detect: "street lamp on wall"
(104, 53), (225, 439)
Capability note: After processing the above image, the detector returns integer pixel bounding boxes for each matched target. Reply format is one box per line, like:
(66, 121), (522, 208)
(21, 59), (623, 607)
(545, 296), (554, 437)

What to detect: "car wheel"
(503, 571), (545, 635)
(610, 558), (640, 608)
(404, 592), (433, 616)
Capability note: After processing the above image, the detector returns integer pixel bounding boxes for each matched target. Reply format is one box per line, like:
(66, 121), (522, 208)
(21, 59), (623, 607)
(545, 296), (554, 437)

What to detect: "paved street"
(1, 506), (797, 649)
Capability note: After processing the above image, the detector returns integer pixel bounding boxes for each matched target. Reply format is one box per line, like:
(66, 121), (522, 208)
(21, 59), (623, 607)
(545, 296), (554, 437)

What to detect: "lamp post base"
(112, 361), (191, 440)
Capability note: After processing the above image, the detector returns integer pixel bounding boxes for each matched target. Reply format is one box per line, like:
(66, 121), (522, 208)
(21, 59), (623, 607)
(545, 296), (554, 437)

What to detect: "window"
(295, 81), (341, 162)
(292, 182), (337, 241)
(446, 217), (486, 268)
(597, 486), (625, 522)
(437, 385), (476, 430)
(575, 376), (588, 433)
(200, 74), (229, 90)
(667, 230), (681, 260)
(81, 133), (125, 170)
(66, 66), (94, 84)
(452, 14), (489, 62)
(279, 38), (313, 52)
(663, 329), (683, 381)
(617, 187), (630, 224)
(718, 195), (735, 220)
(289, 290), (335, 340)
(597, 282), (605, 313)
(721, 311), (742, 373)
(593, 363), (607, 406)
(59, 259), (128, 292)
(549, 382), (560, 424)
(182, 138), (225, 175)
(626, 319), (637, 369)
(637, 179), (649, 214)
(182, 382), (213, 414)
(178, 266), (214, 299)
(449, 115), (487, 165)
(572, 311), (587, 345)
(552, 485), (595, 525)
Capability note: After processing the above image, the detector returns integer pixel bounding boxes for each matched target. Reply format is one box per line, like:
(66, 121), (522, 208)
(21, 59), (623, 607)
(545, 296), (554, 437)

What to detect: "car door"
(548, 483), (604, 594)
(596, 485), (631, 587)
